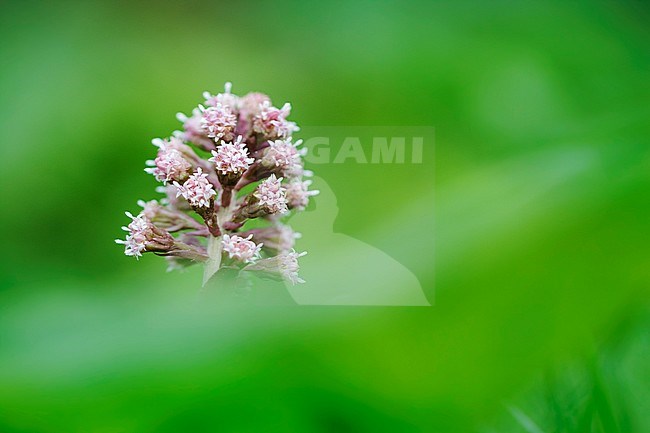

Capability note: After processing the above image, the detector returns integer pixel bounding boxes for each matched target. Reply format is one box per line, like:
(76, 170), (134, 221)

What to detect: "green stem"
(202, 234), (223, 287)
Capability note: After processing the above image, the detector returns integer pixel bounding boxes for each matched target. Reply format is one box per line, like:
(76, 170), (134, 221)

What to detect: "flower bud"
(232, 175), (288, 222)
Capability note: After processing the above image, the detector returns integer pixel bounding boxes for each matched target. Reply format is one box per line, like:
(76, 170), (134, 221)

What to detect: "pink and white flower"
(285, 179), (319, 210)
(116, 211), (207, 261)
(279, 250), (307, 284)
(200, 103), (237, 142)
(173, 167), (216, 208)
(115, 212), (150, 258)
(253, 101), (299, 139)
(114, 211), (176, 259)
(262, 138), (305, 171)
(222, 234), (262, 263)
(254, 174), (288, 214)
(242, 249), (307, 284)
(209, 135), (254, 175)
(145, 143), (192, 184)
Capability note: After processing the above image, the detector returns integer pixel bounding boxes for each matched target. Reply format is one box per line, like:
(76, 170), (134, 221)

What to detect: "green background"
(0, 1), (649, 432)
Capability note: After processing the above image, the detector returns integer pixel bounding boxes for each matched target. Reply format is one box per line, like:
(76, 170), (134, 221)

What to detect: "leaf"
(202, 235), (222, 287)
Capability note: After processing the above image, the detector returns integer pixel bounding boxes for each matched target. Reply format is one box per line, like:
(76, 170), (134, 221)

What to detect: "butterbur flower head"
(145, 146), (192, 184)
(222, 234), (262, 263)
(203, 82), (239, 110)
(262, 138), (304, 171)
(118, 82), (317, 288)
(115, 212), (174, 259)
(239, 92), (271, 118)
(285, 179), (319, 211)
(115, 212), (149, 258)
(173, 167), (216, 208)
(209, 135), (254, 176)
(125, 211), (149, 233)
(254, 174), (288, 214)
(243, 249), (307, 284)
(253, 101), (299, 139)
(279, 250), (307, 284)
(200, 103), (237, 142)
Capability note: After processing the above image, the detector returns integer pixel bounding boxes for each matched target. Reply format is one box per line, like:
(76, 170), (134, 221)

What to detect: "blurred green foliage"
(0, 0), (648, 432)
(489, 309), (650, 433)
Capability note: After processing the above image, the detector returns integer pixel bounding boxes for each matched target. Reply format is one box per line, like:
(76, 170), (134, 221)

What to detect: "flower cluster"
(242, 250), (307, 285)
(222, 234), (262, 263)
(117, 83), (318, 286)
(199, 103), (237, 142)
(286, 179), (319, 211)
(253, 101), (299, 139)
(144, 137), (193, 183)
(255, 174), (289, 214)
(208, 135), (254, 185)
(173, 167), (215, 208)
